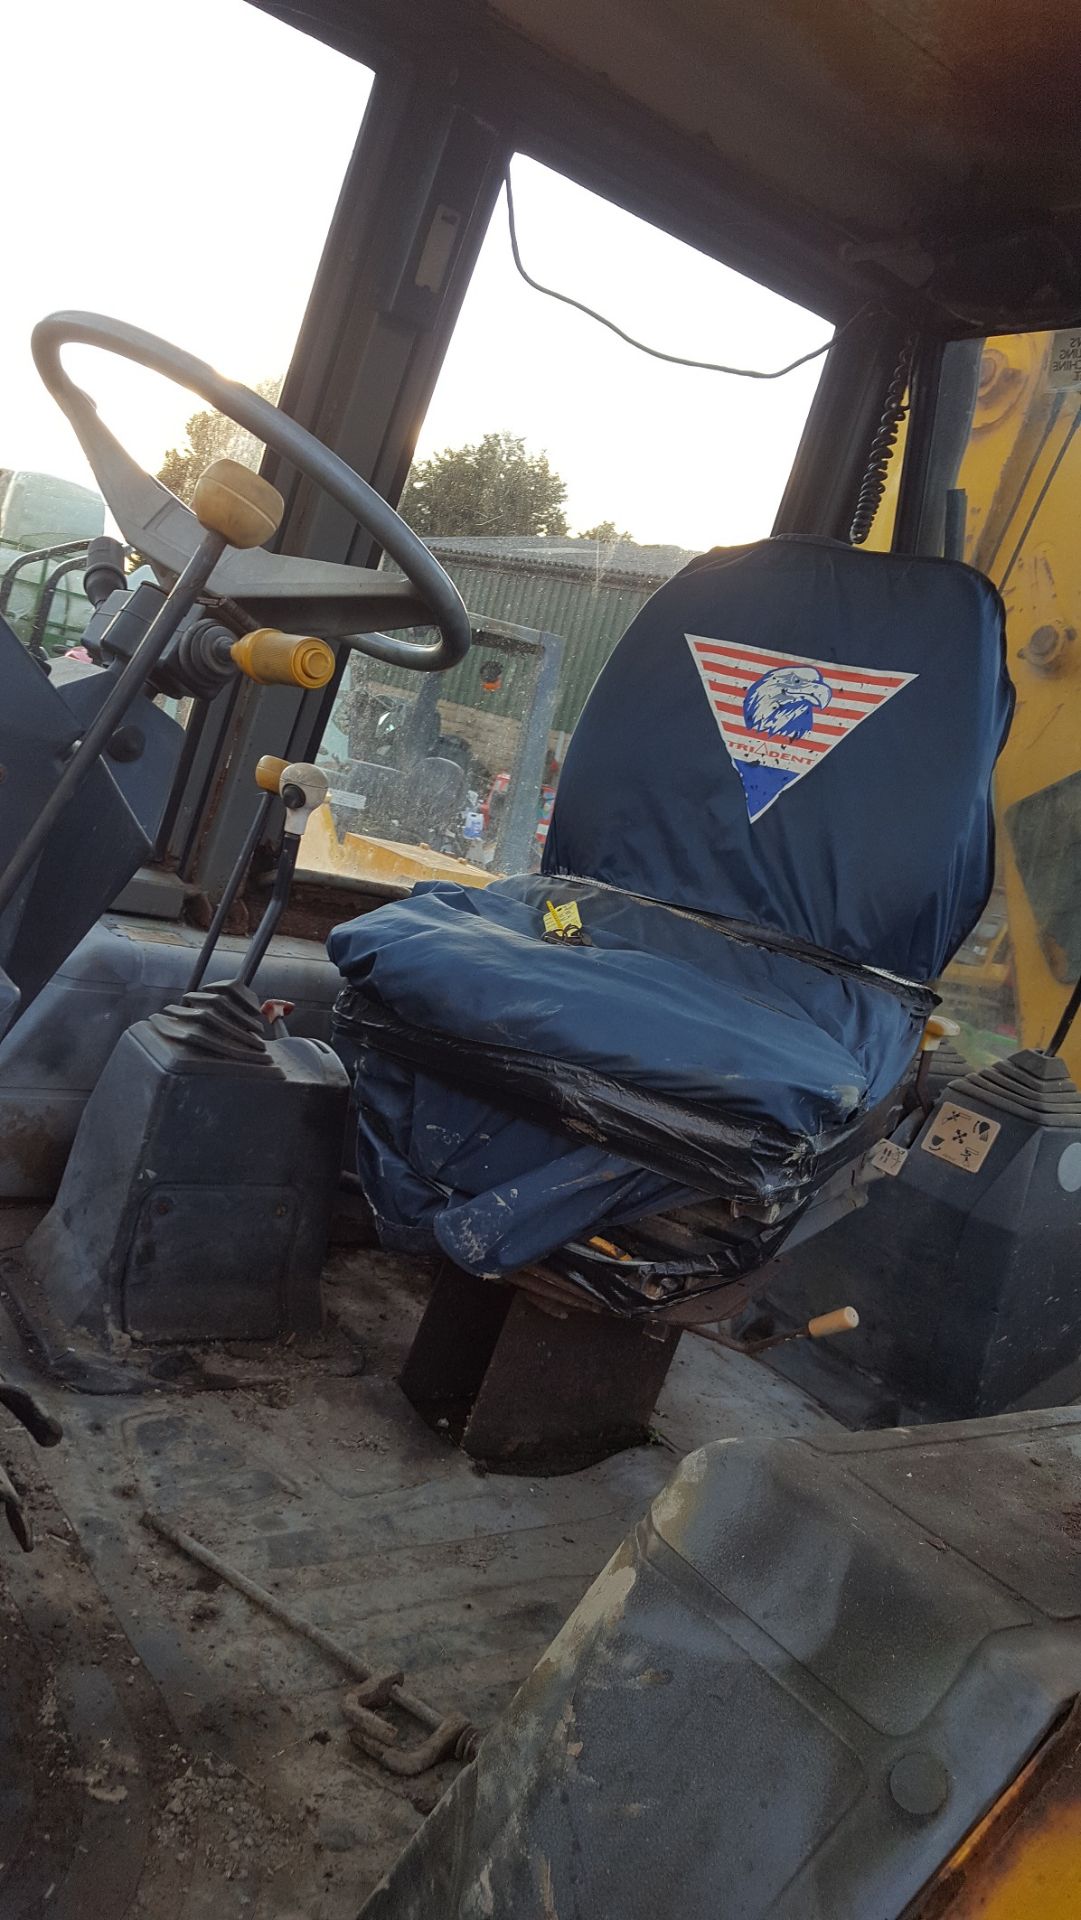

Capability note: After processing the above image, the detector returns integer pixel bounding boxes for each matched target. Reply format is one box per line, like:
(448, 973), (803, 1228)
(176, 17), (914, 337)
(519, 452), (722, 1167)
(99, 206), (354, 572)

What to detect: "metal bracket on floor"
(143, 1511), (482, 1775)
(343, 1680), (477, 1776)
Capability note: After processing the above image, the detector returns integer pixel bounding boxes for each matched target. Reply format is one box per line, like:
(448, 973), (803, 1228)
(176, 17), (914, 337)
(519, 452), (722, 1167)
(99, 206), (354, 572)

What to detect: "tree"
(579, 519), (633, 545)
(156, 376), (283, 504)
(398, 431), (568, 537)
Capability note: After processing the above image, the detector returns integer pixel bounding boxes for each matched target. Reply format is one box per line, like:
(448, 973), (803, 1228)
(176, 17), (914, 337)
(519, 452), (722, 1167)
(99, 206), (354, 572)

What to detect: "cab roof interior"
(254, 0), (1081, 336)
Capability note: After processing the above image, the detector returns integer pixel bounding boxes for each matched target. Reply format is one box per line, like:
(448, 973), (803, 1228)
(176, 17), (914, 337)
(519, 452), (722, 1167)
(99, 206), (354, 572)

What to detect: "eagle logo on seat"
(743, 663), (832, 737)
(686, 635), (916, 822)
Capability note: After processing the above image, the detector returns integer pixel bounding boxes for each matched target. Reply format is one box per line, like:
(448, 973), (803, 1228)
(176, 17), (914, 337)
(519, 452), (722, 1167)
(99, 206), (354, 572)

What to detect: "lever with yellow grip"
(252, 755), (328, 833)
(749, 1305), (859, 1352)
(691, 1304), (860, 1357)
(231, 628), (336, 689)
(254, 755), (290, 794)
(920, 1013), (962, 1054)
(915, 1011), (963, 1114)
(807, 1306), (860, 1340)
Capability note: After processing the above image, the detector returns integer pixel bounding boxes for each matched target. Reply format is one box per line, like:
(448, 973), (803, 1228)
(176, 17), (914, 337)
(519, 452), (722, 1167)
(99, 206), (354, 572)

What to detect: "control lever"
(233, 761), (328, 991)
(914, 1013), (963, 1115)
(0, 457), (284, 925)
(188, 755), (328, 995)
(690, 1305), (860, 1358)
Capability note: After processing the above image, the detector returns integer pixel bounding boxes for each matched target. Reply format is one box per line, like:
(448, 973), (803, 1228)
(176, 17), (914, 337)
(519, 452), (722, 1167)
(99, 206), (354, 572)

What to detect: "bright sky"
(3, 0), (830, 552)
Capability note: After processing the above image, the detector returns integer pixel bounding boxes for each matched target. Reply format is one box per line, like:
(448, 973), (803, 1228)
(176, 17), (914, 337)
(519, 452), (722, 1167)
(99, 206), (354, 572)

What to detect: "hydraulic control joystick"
(24, 735), (350, 1348)
(186, 756), (330, 997)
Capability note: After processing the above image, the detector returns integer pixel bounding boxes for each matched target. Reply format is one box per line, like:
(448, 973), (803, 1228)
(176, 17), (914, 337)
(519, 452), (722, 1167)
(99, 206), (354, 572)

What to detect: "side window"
(309, 156), (831, 886)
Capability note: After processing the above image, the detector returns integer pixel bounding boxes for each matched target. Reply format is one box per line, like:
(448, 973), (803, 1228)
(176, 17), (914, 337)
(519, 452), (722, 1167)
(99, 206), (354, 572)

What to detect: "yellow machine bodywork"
(300, 801), (492, 895)
(871, 333), (1081, 1082)
(960, 336), (1081, 1073)
(910, 1704), (1081, 1919)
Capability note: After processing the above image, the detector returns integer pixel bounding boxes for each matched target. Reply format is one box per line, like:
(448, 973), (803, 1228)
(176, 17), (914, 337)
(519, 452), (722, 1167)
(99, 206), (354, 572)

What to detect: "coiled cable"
(849, 337), (914, 544)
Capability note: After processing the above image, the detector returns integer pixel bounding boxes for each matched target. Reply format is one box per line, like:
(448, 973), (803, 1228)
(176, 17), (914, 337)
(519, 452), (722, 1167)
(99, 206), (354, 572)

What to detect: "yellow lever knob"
(191, 457), (284, 549)
(920, 1013), (962, 1053)
(808, 1306), (860, 1340)
(231, 628), (336, 689)
(254, 755), (289, 794)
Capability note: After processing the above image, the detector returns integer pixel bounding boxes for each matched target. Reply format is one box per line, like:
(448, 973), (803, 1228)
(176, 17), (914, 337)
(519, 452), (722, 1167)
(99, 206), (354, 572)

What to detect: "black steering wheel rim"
(31, 311), (472, 671)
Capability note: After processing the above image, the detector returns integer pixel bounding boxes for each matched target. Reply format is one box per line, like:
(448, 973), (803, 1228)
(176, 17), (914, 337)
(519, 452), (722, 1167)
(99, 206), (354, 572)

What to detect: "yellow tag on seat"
(543, 898), (583, 937)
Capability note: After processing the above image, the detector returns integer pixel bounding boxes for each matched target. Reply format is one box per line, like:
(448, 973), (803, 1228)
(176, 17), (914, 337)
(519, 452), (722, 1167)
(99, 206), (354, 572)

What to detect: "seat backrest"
(544, 538), (1013, 982)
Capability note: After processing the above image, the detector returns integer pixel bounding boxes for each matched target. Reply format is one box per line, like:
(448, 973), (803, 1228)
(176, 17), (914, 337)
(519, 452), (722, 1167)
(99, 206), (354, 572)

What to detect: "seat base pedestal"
(400, 1265), (680, 1474)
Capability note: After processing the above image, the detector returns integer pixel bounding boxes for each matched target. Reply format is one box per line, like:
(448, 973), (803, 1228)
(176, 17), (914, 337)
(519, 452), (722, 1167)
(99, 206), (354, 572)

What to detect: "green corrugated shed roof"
(430, 536), (696, 736)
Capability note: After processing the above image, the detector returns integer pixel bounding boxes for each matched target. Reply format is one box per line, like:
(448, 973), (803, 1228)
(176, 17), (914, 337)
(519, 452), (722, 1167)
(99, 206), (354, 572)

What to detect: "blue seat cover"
(330, 539), (1013, 1275)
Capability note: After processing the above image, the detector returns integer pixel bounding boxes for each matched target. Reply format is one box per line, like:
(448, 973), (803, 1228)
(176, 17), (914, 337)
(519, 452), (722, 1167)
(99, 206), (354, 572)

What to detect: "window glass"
(1, 0), (371, 653)
(309, 156), (830, 887)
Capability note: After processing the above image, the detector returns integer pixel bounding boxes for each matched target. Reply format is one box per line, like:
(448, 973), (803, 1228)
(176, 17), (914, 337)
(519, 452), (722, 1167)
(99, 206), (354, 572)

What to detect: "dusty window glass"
(309, 156), (829, 888)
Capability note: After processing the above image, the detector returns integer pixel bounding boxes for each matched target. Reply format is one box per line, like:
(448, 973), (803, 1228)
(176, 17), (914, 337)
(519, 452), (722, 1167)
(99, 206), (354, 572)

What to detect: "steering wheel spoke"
(31, 312), (472, 671)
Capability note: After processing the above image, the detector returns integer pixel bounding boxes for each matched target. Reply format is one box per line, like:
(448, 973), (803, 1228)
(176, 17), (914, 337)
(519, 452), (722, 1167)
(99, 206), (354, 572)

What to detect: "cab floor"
(0, 1226), (834, 1920)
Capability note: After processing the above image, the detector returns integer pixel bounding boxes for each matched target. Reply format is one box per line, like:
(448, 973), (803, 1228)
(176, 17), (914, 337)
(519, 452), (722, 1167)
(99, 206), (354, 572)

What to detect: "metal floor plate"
(0, 1232), (833, 1918)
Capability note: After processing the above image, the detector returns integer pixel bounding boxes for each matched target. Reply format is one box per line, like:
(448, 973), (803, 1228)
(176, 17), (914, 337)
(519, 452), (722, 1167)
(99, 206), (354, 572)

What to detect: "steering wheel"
(31, 312), (472, 672)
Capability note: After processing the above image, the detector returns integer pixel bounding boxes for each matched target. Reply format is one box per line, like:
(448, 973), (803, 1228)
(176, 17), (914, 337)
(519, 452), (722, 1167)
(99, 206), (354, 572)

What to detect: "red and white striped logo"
(686, 634), (916, 823)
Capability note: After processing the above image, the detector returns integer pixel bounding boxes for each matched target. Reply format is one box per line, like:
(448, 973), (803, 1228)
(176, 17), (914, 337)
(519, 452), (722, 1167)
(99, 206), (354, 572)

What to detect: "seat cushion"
(336, 1044), (697, 1276)
(329, 875), (930, 1175)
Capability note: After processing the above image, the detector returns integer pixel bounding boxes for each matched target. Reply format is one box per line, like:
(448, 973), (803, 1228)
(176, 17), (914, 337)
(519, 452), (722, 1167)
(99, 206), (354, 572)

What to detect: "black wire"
(504, 164), (847, 380)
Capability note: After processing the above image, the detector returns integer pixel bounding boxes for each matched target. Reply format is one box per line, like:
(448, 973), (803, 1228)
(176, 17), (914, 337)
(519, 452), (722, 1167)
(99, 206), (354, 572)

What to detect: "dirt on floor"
(0, 1239), (831, 1919)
